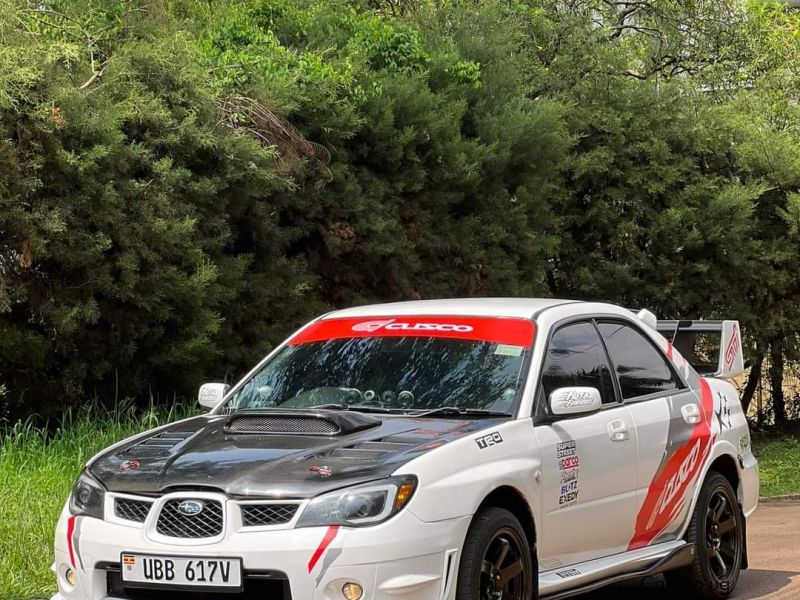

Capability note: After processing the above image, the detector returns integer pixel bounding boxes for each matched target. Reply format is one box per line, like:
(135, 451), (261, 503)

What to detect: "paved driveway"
(580, 502), (800, 599)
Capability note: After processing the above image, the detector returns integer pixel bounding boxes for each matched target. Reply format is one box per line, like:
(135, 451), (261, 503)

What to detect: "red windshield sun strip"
(289, 316), (536, 347)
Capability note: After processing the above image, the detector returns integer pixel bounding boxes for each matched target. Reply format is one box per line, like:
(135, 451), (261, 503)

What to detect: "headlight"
(69, 471), (106, 519)
(296, 476), (417, 528)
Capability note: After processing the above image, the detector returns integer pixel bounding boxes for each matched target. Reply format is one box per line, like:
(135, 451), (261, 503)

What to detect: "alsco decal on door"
(628, 379), (715, 550)
(289, 316), (535, 347)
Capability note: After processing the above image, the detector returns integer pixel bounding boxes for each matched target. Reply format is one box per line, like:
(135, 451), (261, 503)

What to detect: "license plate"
(120, 553), (242, 589)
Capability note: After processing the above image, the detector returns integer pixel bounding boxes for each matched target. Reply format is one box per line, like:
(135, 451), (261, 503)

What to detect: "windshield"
(224, 316), (534, 415)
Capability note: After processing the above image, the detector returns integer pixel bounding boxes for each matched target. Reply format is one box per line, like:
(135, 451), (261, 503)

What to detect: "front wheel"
(456, 507), (536, 600)
(667, 471), (744, 599)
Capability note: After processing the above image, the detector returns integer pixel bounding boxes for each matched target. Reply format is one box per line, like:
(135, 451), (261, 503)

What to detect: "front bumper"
(51, 499), (468, 600)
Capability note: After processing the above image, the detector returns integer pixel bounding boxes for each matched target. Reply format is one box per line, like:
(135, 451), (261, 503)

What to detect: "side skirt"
(540, 542), (695, 600)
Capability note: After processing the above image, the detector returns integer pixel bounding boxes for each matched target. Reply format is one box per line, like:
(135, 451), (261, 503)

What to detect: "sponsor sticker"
(494, 344), (524, 357)
(556, 568), (581, 579)
(725, 323), (740, 371)
(310, 465), (333, 478)
(740, 435), (751, 454)
(557, 440), (580, 507)
(476, 431), (504, 450)
(289, 316), (535, 347)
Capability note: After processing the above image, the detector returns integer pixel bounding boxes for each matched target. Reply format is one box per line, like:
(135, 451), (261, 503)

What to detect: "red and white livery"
(52, 298), (757, 600)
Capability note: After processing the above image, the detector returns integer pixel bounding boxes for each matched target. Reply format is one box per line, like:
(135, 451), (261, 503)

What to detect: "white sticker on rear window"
(494, 344), (523, 357)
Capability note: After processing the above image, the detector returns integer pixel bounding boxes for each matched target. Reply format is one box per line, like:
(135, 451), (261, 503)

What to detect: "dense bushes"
(2, 0), (800, 422)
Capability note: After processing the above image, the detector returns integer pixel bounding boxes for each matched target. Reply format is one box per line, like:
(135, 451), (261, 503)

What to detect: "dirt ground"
(580, 502), (800, 599)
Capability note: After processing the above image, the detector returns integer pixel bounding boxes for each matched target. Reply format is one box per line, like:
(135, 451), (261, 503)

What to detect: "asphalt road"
(580, 501), (800, 599)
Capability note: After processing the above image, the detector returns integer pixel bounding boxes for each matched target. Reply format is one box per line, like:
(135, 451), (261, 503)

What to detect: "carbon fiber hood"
(89, 412), (506, 498)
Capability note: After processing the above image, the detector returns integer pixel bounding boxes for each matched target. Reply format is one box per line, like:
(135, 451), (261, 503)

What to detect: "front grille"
(105, 567), (291, 599)
(115, 498), (153, 523)
(156, 499), (223, 538)
(225, 415), (339, 435)
(241, 504), (299, 527)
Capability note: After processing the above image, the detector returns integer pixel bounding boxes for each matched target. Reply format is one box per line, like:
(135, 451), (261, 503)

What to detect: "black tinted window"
(597, 322), (680, 399)
(541, 322), (616, 404)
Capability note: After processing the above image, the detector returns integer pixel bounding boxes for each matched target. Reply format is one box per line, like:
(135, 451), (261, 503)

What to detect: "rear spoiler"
(633, 309), (744, 379)
(655, 319), (744, 379)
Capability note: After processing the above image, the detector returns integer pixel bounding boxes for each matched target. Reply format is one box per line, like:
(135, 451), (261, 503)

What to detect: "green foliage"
(3, 0), (800, 422)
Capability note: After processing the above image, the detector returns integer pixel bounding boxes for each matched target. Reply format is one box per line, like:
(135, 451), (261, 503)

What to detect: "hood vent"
(224, 411), (382, 437)
(125, 431), (194, 457)
(322, 435), (418, 460)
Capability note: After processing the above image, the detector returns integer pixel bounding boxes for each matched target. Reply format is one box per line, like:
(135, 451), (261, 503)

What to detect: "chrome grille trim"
(114, 498), (153, 523)
(155, 498), (224, 538)
(240, 503), (300, 527)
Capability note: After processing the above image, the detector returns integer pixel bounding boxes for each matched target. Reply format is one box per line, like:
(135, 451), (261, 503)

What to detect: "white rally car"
(53, 298), (758, 600)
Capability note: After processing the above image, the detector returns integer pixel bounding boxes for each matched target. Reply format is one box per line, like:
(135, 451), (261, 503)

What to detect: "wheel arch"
(708, 453), (740, 494)
(682, 443), (749, 569)
(476, 485), (537, 551)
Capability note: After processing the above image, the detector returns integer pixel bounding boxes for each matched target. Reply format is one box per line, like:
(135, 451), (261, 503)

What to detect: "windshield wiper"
(308, 403), (403, 414)
(409, 406), (512, 418)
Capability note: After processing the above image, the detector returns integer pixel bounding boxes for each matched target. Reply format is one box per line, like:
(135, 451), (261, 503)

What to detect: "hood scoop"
(224, 410), (382, 437)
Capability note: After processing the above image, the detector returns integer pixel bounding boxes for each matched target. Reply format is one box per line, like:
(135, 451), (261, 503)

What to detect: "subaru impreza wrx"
(53, 298), (758, 600)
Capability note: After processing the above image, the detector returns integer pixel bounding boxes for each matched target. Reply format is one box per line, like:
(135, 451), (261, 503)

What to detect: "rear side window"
(541, 321), (616, 404)
(597, 321), (680, 400)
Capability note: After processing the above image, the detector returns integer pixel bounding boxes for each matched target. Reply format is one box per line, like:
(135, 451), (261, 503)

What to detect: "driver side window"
(539, 321), (617, 410)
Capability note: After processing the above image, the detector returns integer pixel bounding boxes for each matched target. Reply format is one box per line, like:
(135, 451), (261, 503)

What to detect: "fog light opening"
(65, 567), (77, 587)
(342, 581), (363, 600)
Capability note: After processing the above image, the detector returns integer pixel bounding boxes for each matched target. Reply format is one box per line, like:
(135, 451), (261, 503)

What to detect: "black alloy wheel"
(667, 471), (744, 599)
(705, 487), (741, 584)
(457, 507), (536, 600)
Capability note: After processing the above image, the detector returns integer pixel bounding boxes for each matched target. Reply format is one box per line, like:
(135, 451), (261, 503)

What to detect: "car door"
(596, 320), (701, 550)
(534, 320), (640, 569)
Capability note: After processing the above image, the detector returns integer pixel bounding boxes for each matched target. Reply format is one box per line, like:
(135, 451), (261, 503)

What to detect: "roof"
(323, 297), (578, 320)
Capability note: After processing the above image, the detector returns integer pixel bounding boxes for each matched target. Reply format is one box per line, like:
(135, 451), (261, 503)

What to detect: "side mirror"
(549, 387), (602, 417)
(198, 383), (231, 409)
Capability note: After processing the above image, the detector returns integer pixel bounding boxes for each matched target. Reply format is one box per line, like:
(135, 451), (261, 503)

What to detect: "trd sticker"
(476, 431), (503, 449)
(556, 568), (581, 579)
(557, 440), (580, 507)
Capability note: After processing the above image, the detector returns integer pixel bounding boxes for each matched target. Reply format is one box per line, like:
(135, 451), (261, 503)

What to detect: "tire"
(456, 507), (536, 600)
(666, 471), (745, 599)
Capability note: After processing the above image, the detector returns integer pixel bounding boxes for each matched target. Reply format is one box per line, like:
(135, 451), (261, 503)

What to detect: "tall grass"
(0, 402), (196, 600)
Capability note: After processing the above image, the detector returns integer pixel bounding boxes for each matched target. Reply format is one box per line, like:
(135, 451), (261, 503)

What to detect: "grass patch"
(0, 404), (194, 600)
(753, 434), (800, 498)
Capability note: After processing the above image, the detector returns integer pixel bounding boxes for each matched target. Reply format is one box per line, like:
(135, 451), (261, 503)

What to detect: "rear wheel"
(456, 507), (536, 600)
(667, 471), (744, 599)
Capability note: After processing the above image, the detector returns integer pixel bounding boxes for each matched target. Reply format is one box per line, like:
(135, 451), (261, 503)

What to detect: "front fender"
(394, 419), (541, 525)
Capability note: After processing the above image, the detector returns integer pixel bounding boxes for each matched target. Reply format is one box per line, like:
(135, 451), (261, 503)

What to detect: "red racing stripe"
(66, 515), (77, 568)
(307, 525), (340, 573)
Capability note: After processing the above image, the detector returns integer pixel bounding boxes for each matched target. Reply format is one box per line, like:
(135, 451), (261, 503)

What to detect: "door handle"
(607, 419), (630, 442)
(681, 403), (702, 425)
